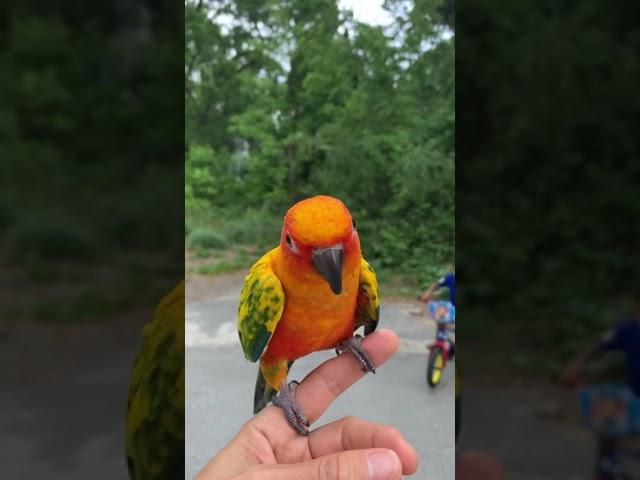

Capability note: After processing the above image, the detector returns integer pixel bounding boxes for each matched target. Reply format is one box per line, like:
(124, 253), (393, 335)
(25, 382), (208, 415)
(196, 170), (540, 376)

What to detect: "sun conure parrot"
(237, 195), (380, 435)
(126, 280), (185, 479)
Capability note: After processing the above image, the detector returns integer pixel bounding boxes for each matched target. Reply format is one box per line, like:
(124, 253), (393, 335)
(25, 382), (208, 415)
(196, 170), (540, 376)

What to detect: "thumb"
(243, 448), (403, 480)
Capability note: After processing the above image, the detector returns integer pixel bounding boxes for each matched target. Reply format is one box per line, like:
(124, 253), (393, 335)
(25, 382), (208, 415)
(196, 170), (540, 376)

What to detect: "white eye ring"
(285, 233), (299, 253)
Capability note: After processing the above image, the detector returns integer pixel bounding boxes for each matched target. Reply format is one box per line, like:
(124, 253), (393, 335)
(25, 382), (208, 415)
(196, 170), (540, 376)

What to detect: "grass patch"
(30, 278), (173, 324)
(196, 249), (256, 276)
(19, 251), (180, 324)
(32, 289), (138, 324)
(198, 261), (244, 276)
(380, 282), (418, 299)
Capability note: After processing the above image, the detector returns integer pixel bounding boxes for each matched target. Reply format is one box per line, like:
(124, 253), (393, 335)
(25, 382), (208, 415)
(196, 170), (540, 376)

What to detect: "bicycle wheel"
(427, 346), (445, 387)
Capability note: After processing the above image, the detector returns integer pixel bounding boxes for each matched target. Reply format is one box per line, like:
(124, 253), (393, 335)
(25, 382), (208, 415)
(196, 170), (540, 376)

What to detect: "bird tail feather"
(253, 367), (276, 414)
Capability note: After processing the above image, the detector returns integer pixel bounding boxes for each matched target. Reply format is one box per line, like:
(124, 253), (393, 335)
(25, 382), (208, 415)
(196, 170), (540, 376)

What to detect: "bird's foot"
(335, 334), (376, 373)
(272, 380), (310, 436)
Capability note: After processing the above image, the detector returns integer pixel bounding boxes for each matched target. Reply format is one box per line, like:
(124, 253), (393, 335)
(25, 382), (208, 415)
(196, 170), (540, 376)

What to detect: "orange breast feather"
(265, 245), (361, 360)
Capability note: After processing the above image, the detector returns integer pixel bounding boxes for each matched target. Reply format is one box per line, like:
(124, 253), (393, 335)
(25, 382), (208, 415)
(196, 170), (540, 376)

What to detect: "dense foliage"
(185, 0), (454, 284)
(457, 0), (640, 360)
(0, 2), (184, 322)
(0, 2), (183, 259)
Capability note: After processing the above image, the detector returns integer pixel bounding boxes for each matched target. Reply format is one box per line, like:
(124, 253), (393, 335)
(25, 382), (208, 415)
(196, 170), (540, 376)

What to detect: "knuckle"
(318, 368), (342, 398)
(318, 454), (354, 480)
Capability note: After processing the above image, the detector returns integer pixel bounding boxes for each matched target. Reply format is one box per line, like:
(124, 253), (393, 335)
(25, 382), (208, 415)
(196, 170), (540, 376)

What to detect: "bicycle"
(574, 383), (640, 479)
(423, 300), (455, 388)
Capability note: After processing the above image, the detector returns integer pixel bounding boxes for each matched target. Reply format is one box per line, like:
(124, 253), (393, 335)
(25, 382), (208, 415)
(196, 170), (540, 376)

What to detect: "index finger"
(295, 328), (399, 424)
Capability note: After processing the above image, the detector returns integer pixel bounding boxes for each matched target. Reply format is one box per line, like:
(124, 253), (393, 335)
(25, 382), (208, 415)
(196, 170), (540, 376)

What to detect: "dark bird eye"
(286, 234), (292, 246)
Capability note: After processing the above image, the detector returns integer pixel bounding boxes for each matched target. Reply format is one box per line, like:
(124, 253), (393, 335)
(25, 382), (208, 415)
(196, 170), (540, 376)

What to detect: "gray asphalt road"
(186, 283), (455, 480)
(0, 318), (141, 480)
(457, 384), (594, 480)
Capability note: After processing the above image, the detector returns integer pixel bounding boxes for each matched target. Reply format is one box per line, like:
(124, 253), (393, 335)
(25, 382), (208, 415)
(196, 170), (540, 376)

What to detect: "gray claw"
(272, 380), (309, 435)
(335, 334), (376, 373)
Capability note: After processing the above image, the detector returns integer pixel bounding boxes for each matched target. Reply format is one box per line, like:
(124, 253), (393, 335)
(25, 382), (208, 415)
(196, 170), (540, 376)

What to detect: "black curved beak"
(312, 245), (344, 295)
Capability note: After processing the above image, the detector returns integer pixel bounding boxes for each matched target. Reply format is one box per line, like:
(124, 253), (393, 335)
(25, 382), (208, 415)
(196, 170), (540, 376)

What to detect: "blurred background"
(184, 0), (455, 478)
(0, 2), (183, 478)
(0, 2), (183, 323)
(456, 1), (640, 478)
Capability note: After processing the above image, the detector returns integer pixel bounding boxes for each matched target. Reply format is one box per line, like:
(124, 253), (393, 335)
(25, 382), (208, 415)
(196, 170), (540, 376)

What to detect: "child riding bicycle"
(419, 270), (456, 306)
(560, 300), (640, 479)
(420, 270), (456, 357)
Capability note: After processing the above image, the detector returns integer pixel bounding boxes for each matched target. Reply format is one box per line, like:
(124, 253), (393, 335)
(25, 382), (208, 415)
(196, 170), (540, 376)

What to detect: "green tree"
(185, 0), (454, 284)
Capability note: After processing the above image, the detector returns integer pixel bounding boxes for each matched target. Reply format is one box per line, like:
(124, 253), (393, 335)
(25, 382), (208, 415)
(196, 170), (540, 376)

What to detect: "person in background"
(560, 298), (640, 480)
(559, 299), (640, 395)
(419, 269), (456, 359)
(420, 269), (455, 306)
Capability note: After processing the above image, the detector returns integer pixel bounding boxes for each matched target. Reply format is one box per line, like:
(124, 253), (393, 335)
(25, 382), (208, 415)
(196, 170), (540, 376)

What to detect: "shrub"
(188, 227), (228, 250)
(223, 210), (280, 246)
(8, 215), (101, 262)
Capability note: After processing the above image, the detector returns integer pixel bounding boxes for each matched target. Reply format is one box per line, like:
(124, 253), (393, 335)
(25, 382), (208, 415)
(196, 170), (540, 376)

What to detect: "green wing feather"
(355, 257), (380, 335)
(237, 250), (285, 362)
(126, 281), (185, 480)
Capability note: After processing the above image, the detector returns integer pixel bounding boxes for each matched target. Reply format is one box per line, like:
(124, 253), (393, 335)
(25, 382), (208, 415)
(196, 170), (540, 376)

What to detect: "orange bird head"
(280, 195), (360, 295)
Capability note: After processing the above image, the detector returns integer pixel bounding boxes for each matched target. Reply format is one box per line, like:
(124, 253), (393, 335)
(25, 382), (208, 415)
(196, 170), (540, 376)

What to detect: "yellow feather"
(125, 280), (184, 479)
(237, 249), (285, 362)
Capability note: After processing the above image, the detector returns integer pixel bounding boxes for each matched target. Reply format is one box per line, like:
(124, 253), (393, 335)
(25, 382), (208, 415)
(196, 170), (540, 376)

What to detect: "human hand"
(196, 329), (419, 480)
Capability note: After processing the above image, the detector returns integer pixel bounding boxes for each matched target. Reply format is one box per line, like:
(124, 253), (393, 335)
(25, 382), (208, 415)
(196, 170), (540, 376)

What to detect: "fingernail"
(367, 450), (398, 480)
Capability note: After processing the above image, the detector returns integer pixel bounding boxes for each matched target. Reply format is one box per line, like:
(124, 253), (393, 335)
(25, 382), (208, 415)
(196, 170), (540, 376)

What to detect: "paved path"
(0, 316), (144, 479)
(185, 277), (455, 479)
(457, 382), (596, 479)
